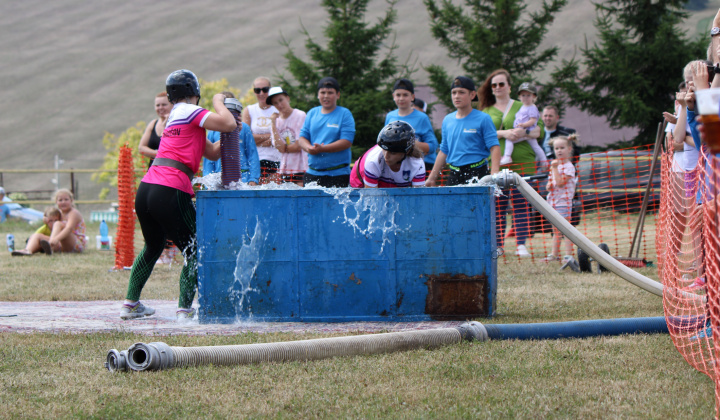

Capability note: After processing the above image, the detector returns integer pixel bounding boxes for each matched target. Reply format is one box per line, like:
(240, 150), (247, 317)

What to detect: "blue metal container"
(196, 187), (497, 323)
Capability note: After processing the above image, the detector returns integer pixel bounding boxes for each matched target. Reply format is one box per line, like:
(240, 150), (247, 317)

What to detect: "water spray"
(220, 98), (244, 187)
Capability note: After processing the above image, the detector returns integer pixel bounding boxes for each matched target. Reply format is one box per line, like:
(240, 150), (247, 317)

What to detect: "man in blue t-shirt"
(384, 78), (439, 171)
(426, 76), (500, 186)
(298, 77), (356, 188)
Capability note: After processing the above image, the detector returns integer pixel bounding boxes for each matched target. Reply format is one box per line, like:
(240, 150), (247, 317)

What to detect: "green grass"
(0, 218), (716, 418)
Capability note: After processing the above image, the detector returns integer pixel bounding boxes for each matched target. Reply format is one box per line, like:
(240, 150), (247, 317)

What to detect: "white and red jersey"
(350, 145), (425, 188)
(142, 102), (210, 195)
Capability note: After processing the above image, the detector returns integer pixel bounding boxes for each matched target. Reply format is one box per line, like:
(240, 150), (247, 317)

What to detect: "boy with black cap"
(426, 76), (500, 186)
(298, 77), (356, 187)
(384, 78), (438, 171)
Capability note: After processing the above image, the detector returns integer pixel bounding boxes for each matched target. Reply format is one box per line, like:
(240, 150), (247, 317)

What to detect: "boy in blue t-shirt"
(298, 77), (356, 188)
(426, 76), (500, 186)
(384, 78), (438, 171)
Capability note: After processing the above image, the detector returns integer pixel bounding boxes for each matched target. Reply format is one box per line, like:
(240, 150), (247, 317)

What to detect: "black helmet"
(166, 69), (201, 103)
(377, 121), (415, 154)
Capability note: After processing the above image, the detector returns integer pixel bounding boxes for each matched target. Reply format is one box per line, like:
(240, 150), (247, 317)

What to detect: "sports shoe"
(561, 255), (581, 273)
(176, 308), (196, 322)
(39, 240), (52, 256)
(541, 254), (559, 263)
(691, 319), (713, 341)
(515, 245), (530, 257)
(120, 301), (156, 320)
(500, 156), (513, 166)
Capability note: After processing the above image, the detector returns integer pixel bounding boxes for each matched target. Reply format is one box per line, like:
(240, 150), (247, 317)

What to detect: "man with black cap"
(426, 76), (500, 186)
(298, 77), (356, 187)
(384, 78), (438, 171)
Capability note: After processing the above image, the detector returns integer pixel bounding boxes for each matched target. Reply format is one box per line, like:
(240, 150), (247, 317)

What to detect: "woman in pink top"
(542, 134), (579, 264)
(120, 69), (236, 322)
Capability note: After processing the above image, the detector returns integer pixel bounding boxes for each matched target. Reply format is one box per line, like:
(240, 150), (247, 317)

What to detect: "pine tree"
(277, 0), (411, 149)
(424, 0), (567, 108)
(552, 0), (706, 146)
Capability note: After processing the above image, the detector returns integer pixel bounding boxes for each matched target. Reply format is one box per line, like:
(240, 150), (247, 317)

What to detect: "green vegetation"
(552, 0), (707, 146)
(0, 216), (715, 417)
(424, 0), (568, 109)
(278, 0), (412, 150)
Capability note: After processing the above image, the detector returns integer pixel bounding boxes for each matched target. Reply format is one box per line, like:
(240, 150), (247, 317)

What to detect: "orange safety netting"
(114, 145), (136, 270)
(660, 144), (720, 416)
(495, 144), (659, 265)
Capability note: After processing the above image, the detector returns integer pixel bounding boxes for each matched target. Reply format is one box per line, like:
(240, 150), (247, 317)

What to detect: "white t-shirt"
(248, 103), (281, 162)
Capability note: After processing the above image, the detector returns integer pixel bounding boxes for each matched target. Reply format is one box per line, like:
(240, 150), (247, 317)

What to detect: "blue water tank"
(196, 187), (497, 323)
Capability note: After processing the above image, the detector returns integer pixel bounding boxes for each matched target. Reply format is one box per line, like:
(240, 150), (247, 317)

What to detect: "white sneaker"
(120, 301), (156, 320)
(176, 308), (196, 322)
(515, 245), (530, 257)
(500, 156), (513, 166)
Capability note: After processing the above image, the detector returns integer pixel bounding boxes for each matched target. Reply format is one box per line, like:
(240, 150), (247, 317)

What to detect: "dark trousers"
(446, 164), (489, 186)
(303, 173), (350, 188)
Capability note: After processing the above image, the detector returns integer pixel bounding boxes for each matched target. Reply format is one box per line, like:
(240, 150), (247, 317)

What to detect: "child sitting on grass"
(12, 206), (62, 256)
(542, 134), (579, 267)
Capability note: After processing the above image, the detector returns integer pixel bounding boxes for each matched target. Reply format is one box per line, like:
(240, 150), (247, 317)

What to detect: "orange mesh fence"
(660, 144), (720, 416)
(114, 145), (136, 270)
(495, 145), (659, 264)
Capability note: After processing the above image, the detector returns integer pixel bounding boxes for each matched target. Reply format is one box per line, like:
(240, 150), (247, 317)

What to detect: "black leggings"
(125, 182), (197, 309)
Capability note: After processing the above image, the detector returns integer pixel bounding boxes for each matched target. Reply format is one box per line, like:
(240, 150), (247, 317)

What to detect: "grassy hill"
(1, 0), (718, 203)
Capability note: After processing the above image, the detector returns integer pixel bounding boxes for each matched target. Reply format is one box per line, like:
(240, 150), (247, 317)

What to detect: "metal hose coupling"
(104, 349), (129, 373)
(491, 169), (518, 189)
(455, 321), (489, 342)
(126, 342), (175, 372)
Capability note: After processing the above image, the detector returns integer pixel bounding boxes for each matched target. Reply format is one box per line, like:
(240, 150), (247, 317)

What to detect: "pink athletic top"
(350, 145), (426, 188)
(142, 102), (210, 196)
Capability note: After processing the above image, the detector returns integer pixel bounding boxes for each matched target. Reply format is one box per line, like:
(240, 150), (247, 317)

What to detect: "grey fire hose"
(484, 170), (666, 296)
(105, 318), (668, 372)
(220, 98), (244, 187)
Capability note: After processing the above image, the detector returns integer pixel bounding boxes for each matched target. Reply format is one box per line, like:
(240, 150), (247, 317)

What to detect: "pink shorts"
(684, 170), (697, 199)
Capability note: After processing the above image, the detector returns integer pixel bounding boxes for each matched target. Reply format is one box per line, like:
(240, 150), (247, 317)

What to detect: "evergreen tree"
(552, 0), (706, 146)
(424, 0), (567, 108)
(277, 0), (411, 150)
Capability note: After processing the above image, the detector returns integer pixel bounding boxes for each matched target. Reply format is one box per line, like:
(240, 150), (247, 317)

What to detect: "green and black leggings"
(125, 182), (198, 309)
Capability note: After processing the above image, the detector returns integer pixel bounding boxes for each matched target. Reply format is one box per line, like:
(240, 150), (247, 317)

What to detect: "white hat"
(0, 187), (5, 195)
(266, 86), (288, 105)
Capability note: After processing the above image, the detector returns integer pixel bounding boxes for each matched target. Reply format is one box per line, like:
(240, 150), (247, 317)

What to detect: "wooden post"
(628, 121), (665, 258)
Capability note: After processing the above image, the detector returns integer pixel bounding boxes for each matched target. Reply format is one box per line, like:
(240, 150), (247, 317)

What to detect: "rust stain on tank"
(425, 273), (489, 320)
(348, 272), (362, 285)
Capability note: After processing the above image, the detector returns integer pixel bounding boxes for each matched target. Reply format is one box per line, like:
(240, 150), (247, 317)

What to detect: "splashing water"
(323, 188), (404, 254)
(193, 173), (304, 191)
(228, 219), (266, 321)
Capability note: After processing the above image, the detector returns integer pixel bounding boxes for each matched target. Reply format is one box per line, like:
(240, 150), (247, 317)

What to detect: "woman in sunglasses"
(242, 77), (280, 182)
(479, 68), (544, 258)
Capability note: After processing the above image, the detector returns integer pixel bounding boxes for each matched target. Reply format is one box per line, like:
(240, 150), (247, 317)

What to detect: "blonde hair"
(253, 77), (272, 87)
(549, 133), (580, 155)
(44, 206), (61, 219)
(53, 188), (74, 203)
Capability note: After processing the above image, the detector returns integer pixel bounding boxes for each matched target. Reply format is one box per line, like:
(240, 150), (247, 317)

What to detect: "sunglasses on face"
(254, 87), (270, 94)
(491, 82), (506, 88)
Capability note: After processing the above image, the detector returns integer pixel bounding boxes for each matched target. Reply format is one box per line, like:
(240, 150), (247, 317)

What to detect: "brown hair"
(478, 69), (512, 110)
(221, 91), (235, 98)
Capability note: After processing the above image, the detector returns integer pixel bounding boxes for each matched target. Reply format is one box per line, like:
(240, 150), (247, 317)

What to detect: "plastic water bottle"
(6, 234), (14, 252)
(100, 220), (109, 250)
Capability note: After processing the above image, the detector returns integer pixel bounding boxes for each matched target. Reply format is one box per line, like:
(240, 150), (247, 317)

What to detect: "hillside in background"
(1, 0), (717, 204)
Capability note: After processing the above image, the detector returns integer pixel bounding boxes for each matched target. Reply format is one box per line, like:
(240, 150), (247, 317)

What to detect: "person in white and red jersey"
(350, 121), (425, 188)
